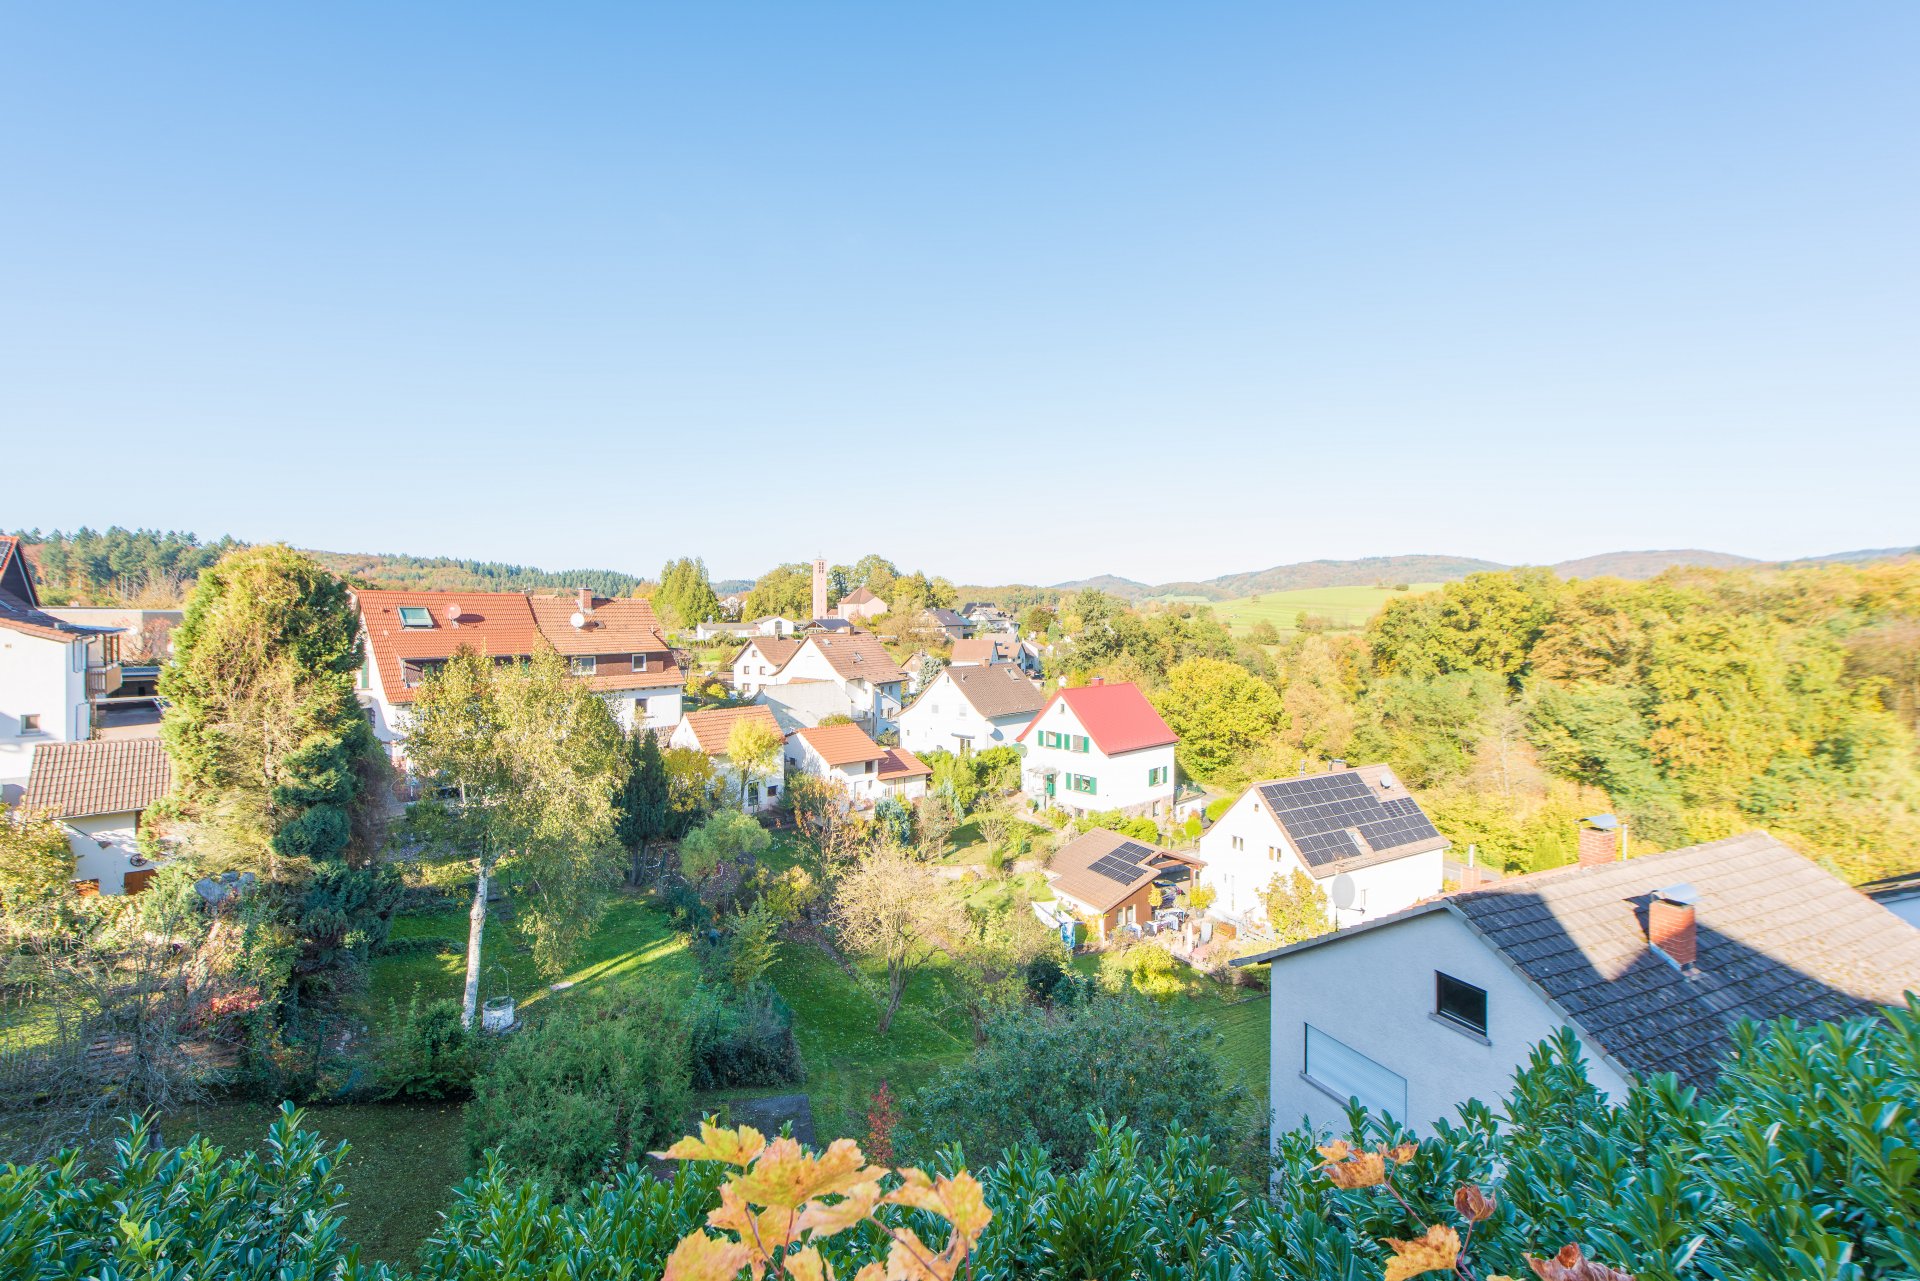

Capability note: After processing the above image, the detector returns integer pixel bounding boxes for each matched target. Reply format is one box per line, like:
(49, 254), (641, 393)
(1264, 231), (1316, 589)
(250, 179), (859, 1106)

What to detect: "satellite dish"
(1377, 770), (1397, 790)
(569, 611), (587, 629)
(1329, 874), (1359, 912)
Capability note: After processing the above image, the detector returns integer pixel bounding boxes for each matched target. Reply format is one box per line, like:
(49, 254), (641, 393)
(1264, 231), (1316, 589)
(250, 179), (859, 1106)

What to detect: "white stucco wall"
(897, 671), (1034, 756)
(66, 811), (149, 894)
(1200, 791), (1445, 927)
(1266, 909), (1633, 1138)
(1019, 699), (1175, 816)
(731, 641), (791, 695)
(1, 631), (90, 789)
(768, 642), (902, 731)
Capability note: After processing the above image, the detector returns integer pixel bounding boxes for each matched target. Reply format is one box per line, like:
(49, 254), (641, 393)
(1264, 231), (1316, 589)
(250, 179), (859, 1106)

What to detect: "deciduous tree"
(829, 843), (959, 1034)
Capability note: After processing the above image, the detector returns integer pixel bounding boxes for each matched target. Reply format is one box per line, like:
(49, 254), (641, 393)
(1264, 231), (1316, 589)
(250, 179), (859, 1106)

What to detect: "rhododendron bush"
(0, 1005), (1914, 1279)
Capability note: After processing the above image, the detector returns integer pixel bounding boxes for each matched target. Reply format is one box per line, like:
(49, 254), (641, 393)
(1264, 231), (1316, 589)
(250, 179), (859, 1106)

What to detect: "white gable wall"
(66, 811), (148, 894)
(1019, 698), (1175, 817)
(1, 631), (91, 791)
(1200, 789), (1448, 927)
(731, 641), (791, 695)
(1266, 909), (1633, 1138)
(896, 670), (1034, 756)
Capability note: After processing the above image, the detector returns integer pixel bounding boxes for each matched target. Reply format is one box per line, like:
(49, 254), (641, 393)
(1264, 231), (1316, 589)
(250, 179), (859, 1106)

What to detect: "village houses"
(737, 632), (908, 734)
(668, 705), (787, 813)
(1236, 826), (1920, 1136)
(897, 663), (1045, 758)
(20, 737), (172, 895)
(785, 722), (930, 807)
(0, 535), (129, 803)
(1199, 764), (1448, 928)
(354, 586), (683, 766)
(1017, 678), (1178, 819)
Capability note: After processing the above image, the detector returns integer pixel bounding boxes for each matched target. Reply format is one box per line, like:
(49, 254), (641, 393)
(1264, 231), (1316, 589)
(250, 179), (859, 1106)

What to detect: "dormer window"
(571, 656), (597, 676)
(631, 653), (649, 672)
(398, 606), (433, 629)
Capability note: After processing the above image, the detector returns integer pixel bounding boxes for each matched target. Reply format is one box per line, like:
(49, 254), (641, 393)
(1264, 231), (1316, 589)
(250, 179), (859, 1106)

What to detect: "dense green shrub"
(685, 984), (804, 1090)
(465, 994), (693, 1191)
(381, 995), (479, 1100)
(7, 1003), (1918, 1278)
(897, 994), (1249, 1168)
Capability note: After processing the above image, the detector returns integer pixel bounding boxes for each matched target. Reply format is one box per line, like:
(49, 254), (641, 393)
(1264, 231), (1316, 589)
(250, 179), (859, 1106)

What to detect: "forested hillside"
(7, 527), (238, 604)
(1049, 559), (1920, 883)
(304, 549), (645, 597)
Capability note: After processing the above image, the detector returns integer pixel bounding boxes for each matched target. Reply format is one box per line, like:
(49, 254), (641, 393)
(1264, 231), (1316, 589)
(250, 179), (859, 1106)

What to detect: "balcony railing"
(87, 663), (123, 699)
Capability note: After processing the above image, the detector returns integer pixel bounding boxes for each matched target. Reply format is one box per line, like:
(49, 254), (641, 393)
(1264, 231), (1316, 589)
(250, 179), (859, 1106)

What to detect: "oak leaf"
(1383, 1224), (1461, 1281)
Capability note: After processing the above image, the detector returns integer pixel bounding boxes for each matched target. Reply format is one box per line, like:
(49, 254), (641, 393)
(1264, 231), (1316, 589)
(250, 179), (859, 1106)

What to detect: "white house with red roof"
(1016, 678), (1178, 819)
(354, 587), (683, 764)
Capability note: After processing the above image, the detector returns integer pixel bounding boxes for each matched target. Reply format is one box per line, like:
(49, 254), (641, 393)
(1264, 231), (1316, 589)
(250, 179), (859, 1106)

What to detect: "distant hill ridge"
(1054, 546), (1920, 602)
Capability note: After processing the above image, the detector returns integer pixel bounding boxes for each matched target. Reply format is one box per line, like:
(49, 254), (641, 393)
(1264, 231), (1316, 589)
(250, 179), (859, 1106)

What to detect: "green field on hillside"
(1211, 583), (1440, 636)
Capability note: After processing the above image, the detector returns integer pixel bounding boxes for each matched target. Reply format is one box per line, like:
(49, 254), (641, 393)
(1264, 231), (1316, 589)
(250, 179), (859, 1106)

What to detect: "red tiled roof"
(877, 745), (931, 781)
(356, 590), (681, 703)
(679, 705), (785, 756)
(1016, 681), (1177, 755)
(21, 738), (173, 818)
(794, 722), (886, 768)
(0, 535), (111, 642)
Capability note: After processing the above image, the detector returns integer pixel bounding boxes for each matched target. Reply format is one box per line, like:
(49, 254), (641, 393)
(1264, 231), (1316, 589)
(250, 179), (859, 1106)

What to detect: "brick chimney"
(812, 557), (827, 621)
(1649, 883), (1699, 968)
(576, 586), (594, 616)
(1578, 814), (1619, 867)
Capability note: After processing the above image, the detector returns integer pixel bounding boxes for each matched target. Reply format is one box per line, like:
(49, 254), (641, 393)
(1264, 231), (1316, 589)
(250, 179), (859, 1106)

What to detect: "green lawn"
(1210, 583), (1441, 637)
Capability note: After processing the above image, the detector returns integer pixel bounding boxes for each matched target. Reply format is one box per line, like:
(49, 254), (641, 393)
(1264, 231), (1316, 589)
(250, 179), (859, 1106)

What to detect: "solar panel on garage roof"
(1089, 840), (1159, 884)
(1256, 774), (1441, 870)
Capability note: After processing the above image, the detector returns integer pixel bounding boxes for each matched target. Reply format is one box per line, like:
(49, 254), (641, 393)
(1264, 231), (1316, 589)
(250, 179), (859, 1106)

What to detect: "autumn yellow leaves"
(657, 1121), (991, 1281)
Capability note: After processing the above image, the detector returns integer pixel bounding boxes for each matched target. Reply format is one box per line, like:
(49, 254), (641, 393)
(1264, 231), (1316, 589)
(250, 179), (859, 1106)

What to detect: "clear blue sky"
(3, 4), (1915, 585)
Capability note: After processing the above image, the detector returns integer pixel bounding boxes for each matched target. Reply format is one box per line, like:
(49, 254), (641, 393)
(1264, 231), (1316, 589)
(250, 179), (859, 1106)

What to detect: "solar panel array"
(1256, 773), (1441, 870)
(1088, 839), (1160, 885)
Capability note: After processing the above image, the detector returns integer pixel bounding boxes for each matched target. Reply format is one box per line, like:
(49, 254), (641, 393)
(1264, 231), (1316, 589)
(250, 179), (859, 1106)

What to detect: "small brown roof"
(804, 633), (907, 685)
(1047, 828), (1201, 914)
(941, 664), (1046, 721)
(794, 722), (886, 768)
(21, 738), (173, 819)
(840, 586), (880, 606)
(949, 637), (1010, 666)
(877, 746), (932, 781)
(680, 705), (785, 756)
(734, 638), (802, 671)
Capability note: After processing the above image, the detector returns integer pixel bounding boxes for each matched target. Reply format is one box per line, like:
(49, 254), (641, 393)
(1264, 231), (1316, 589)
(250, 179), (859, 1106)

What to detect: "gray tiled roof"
(1450, 831), (1920, 1086)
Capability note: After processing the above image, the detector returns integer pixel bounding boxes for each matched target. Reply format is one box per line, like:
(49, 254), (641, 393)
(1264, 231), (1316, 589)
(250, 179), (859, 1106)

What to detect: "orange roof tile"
(794, 722), (886, 768)
(877, 746), (932, 781)
(680, 705), (785, 756)
(22, 738), (172, 818)
(356, 589), (681, 703)
(803, 633), (907, 685)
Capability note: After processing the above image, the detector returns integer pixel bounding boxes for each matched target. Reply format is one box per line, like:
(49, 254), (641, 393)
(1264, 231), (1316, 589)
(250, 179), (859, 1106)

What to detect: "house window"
(1268, 845), (1281, 860)
(1148, 766), (1168, 786)
(19, 714), (40, 735)
(1304, 1024), (1408, 1119)
(1066, 773), (1097, 795)
(571, 656), (597, 676)
(397, 606), (433, 629)
(631, 654), (649, 672)
(1435, 973), (1489, 1036)
(1072, 735), (1089, 753)
(1231, 835), (1244, 851)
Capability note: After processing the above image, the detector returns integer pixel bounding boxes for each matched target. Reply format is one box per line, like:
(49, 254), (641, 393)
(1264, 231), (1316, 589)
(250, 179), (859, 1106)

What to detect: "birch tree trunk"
(462, 859), (488, 1028)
